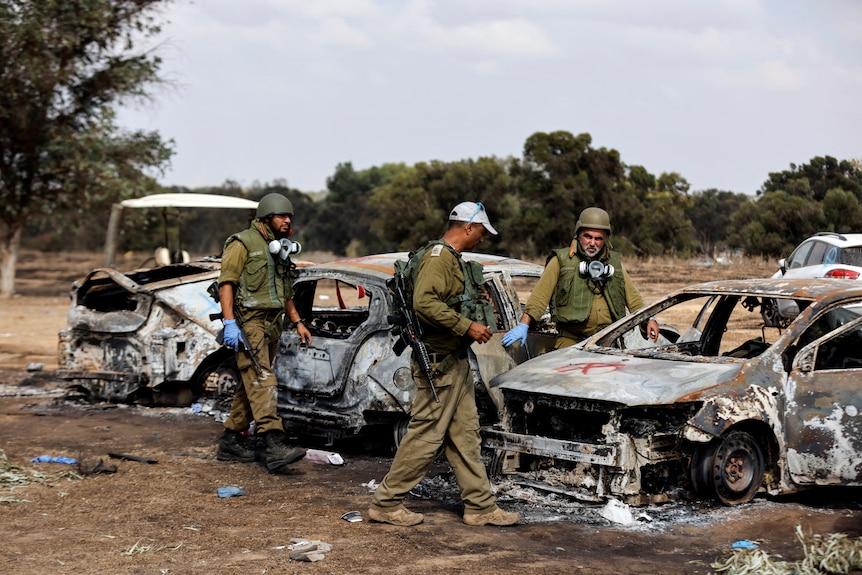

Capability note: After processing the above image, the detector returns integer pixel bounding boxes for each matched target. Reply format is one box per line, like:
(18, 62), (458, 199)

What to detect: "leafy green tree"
(0, 0), (173, 297)
(370, 157), (515, 253)
(504, 131), (630, 257)
(306, 162), (406, 256)
(760, 156), (862, 201)
(728, 191), (824, 257)
(821, 187), (862, 233)
(686, 189), (750, 257)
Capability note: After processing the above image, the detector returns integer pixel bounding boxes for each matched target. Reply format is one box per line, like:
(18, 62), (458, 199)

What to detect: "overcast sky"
(119, 0), (862, 196)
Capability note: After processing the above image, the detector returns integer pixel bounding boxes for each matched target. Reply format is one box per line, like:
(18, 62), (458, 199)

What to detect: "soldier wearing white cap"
(368, 202), (519, 528)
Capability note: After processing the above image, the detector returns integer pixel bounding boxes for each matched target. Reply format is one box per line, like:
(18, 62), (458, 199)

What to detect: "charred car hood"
(491, 347), (742, 406)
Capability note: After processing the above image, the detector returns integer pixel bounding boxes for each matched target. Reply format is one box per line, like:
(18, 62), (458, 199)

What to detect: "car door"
(275, 275), (383, 398)
(780, 240), (822, 278)
(784, 302), (862, 486)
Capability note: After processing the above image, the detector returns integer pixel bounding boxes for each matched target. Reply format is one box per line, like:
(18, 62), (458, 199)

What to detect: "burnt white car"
(483, 278), (862, 506)
(57, 261), (239, 406)
(273, 253), (551, 445)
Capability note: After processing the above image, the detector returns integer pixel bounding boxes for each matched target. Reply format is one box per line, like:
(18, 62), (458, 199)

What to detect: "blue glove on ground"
(223, 319), (240, 350)
(501, 322), (529, 347)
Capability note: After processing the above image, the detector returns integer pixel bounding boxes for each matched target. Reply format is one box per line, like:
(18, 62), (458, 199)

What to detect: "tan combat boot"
(463, 507), (520, 526)
(367, 506), (424, 526)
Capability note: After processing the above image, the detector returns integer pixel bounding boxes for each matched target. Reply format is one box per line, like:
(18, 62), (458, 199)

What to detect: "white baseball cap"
(449, 201), (498, 235)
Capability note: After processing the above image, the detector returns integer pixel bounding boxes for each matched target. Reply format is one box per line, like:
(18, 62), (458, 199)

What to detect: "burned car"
(483, 278), (862, 506)
(272, 253), (552, 445)
(58, 193), (262, 406)
(57, 262), (240, 405)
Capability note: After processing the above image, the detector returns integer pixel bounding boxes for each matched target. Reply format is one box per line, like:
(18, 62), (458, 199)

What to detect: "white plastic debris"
(599, 498), (634, 525)
(305, 449), (344, 466)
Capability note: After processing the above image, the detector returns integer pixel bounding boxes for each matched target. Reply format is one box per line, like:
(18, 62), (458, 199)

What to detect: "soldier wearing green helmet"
(502, 206), (659, 350)
(215, 192), (311, 473)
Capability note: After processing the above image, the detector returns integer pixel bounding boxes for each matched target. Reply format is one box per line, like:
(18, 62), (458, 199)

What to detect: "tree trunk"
(0, 222), (23, 299)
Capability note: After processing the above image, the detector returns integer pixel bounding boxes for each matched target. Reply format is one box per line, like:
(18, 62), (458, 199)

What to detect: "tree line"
(25, 137), (862, 266)
(3, 1), (862, 297)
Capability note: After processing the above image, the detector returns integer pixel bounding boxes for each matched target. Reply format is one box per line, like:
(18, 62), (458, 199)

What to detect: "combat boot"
(263, 431), (306, 473)
(216, 429), (256, 463)
(463, 507), (520, 526)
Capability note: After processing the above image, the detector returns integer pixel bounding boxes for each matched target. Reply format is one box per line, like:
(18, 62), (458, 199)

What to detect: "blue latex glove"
(501, 322), (529, 347)
(223, 319), (240, 350)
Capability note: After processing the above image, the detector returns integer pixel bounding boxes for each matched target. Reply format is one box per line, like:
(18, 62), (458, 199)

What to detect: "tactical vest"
(549, 246), (626, 324)
(225, 224), (295, 310)
(395, 240), (494, 328)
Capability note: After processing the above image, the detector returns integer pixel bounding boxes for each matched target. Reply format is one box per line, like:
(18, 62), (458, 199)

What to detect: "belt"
(426, 349), (467, 363)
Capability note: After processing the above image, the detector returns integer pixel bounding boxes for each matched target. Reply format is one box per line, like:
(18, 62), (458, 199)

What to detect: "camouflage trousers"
(223, 308), (284, 435)
(370, 356), (497, 515)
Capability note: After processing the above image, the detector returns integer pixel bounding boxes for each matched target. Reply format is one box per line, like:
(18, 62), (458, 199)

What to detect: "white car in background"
(775, 232), (862, 280)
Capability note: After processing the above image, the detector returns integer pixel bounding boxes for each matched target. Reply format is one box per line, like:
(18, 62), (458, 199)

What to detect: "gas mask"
(268, 238), (302, 261)
(579, 260), (614, 281)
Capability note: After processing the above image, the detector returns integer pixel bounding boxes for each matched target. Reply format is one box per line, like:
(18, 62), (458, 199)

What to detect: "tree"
(759, 156), (862, 201)
(0, 0), (174, 297)
(821, 187), (862, 233)
(305, 162), (406, 256)
(370, 157), (515, 253)
(687, 189), (750, 257)
(728, 191), (825, 257)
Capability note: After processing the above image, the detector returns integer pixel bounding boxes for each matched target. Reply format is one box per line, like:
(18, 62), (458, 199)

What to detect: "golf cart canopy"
(104, 193), (259, 267)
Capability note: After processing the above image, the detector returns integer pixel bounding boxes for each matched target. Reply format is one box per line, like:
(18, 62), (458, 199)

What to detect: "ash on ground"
(404, 468), (858, 533)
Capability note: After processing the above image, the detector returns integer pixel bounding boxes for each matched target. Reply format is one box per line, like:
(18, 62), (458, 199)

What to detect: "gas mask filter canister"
(579, 259), (614, 280)
(269, 238), (302, 261)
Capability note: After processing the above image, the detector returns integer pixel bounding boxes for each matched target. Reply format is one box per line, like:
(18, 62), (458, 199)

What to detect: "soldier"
(215, 192), (311, 473)
(502, 207), (658, 350)
(368, 202), (520, 527)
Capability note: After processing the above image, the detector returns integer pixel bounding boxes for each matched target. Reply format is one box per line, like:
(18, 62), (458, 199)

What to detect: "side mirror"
(778, 258), (787, 275)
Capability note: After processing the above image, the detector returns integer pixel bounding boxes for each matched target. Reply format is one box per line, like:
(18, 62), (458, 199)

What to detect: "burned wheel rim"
(710, 431), (764, 505)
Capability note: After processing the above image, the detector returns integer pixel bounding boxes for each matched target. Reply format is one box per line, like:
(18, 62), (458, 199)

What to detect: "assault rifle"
(387, 271), (440, 403)
(207, 281), (266, 377)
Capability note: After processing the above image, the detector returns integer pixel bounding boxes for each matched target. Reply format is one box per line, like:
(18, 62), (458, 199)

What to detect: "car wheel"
(691, 431), (765, 505)
(392, 416), (410, 450)
(200, 363), (240, 407)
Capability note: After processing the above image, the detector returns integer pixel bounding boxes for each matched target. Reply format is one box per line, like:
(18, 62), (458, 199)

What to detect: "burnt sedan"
(272, 253), (551, 445)
(483, 278), (862, 506)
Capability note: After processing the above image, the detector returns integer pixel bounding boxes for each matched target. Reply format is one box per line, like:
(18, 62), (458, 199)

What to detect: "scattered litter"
(30, 455), (78, 465)
(362, 479), (379, 492)
(598, 498), (634, 525)
(25, 362), (44, 372)
(731, 540), (759, 550)
(187, 400), (229, 422)
(711, 525), (862, 575)
(108, 452), (157, 464)
(217, 486), (247, 498)
(305, 449), (344, 465)
(341, 511), (362, 522)
(288, 538), (332, 562)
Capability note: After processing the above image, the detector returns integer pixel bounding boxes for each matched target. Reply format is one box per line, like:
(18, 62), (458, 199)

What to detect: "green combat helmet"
(575, 207), (611, 235)
(257, 193), (294, 220)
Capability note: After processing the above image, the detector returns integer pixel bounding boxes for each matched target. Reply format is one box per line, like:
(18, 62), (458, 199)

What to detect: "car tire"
(392, 416), (410, 450)
(691, 430), (765, 505)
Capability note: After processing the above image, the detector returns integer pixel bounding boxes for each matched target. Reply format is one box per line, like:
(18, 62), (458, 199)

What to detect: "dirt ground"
(1, 251), (861, 575)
